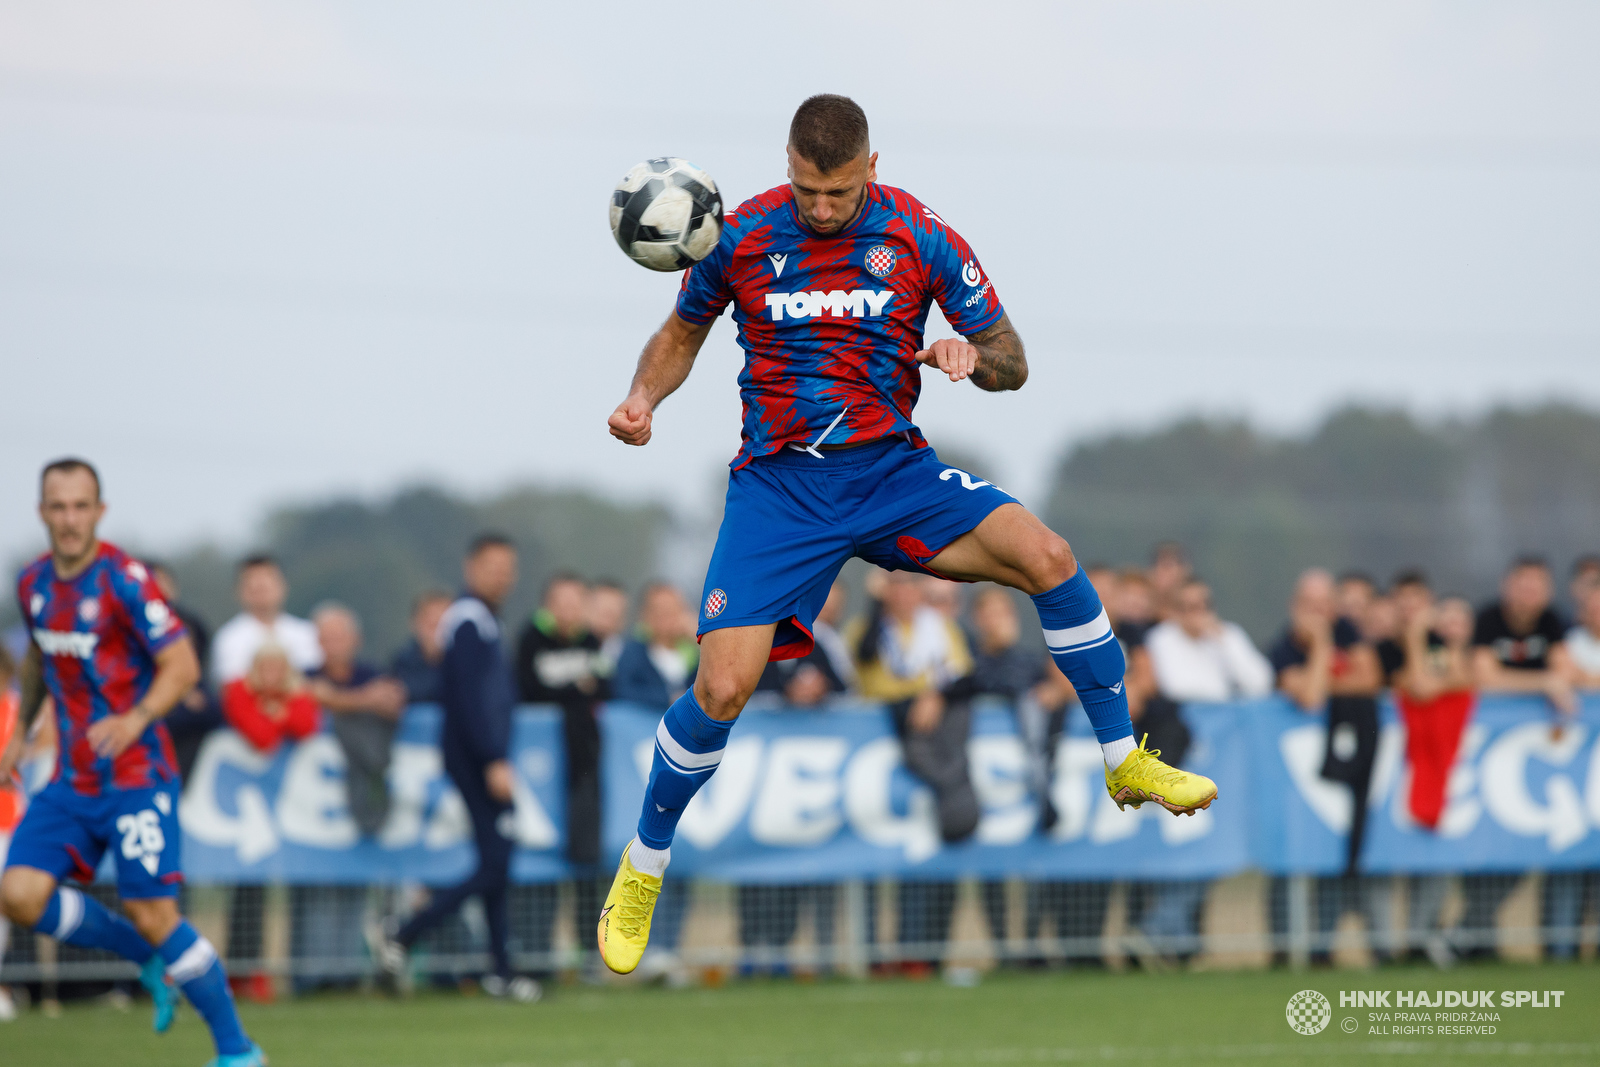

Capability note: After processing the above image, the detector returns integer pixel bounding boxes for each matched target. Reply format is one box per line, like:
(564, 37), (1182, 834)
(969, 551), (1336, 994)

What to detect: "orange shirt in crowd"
(221, 678), (321, 754)
(0, 690), (23, 832)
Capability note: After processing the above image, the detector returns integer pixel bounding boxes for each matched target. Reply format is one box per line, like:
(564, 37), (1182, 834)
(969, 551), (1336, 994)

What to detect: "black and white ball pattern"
(610, 157), (723, 271)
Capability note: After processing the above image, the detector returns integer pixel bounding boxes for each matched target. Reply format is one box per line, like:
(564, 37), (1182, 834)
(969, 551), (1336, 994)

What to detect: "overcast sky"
(3, 0), (1598, 564)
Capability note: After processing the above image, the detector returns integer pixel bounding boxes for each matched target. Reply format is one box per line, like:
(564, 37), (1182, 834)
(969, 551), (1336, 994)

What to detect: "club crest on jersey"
(704, 588), (728, 619)
(79, 598), (100, 623)
(864, 245), (896, 278)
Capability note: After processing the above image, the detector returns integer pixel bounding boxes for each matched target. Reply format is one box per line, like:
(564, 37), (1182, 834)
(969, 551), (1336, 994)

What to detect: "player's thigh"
(0, 863), (58, 925)
(108, 786), (183, 902)
(924, 503), (1077, 594)
(3, 789), (102, 908)
(693, 623), (781, 721)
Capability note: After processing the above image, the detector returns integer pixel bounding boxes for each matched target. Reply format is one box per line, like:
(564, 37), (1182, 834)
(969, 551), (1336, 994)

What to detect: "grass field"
(4, 962), (1597, 1067)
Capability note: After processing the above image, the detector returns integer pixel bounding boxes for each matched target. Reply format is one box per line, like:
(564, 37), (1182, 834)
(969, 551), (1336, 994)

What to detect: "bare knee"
(694, 664), (759, 721)
(121, 896), (180, 946)
(0, 867), (56, 928)
(1020, 533), (1078, 595)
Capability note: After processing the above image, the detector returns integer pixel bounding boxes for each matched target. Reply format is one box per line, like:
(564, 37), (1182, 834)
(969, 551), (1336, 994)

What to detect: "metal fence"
(4, 871), (1596, 996)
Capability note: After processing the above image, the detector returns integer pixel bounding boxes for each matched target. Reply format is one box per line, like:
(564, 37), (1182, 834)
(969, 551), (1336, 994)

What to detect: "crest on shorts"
(704, 588), (728, 619)
(864, 245), (896, 278)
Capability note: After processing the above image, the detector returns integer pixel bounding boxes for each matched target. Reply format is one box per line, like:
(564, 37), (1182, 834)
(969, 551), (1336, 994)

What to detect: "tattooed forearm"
(965, 313), (1027, 392)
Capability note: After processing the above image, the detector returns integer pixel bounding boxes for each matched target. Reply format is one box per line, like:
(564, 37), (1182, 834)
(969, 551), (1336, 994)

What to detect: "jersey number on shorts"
(939, 468), (992, 491)
(117, 810), (166, 875)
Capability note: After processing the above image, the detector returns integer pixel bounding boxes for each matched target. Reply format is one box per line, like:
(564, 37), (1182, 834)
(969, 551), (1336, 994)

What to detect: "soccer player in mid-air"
(597, 95), (1219, 973)
(0, 459), (264, 1067)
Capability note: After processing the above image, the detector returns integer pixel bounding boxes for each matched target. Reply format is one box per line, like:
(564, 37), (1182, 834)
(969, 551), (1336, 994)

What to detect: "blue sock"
(36, 887), (155, 964)
(158, 920), (251, 1056)
(1032, 569), (1135, 745)
(636, 690), (733, 850)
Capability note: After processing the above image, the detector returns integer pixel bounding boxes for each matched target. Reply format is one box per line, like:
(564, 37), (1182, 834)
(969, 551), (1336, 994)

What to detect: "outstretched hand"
(608, 393), (654, 446)
(916, 338), (979, 383)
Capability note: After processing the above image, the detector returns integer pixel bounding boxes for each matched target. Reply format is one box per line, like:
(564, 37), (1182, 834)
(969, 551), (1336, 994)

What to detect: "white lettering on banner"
(277, 735), (359, 849)
(968, 736), (1034, 845)
(750, 737), (849, 846)
(378, 744), (443, 850)
(841, 737), (940, 863)
(1479, 722), (1590, 851)
(632, 736), (763, 850)
(1588, 736), (1600, 828)
(763, 290), (894, 321)
(1049, 738), (1109, 842)
(179, 732), (279, 864)
(510, 771), (559, 848)
(32, 628), (98, 658)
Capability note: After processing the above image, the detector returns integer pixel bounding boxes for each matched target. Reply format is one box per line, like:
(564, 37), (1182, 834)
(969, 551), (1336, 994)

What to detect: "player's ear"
(866, 151), (878, 184)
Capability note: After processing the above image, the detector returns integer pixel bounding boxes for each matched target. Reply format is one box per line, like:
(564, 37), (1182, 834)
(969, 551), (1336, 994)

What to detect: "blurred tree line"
(1045, 403), (1600, 641)
(157, 485), (668, 661)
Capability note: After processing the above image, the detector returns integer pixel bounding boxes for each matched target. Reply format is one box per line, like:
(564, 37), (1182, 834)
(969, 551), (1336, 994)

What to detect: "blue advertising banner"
(160, 695), (1600, 884)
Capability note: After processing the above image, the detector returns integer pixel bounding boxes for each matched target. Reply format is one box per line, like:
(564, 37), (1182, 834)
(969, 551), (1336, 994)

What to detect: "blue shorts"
(5, 781), (184, 899)
(699, 436), (1017, 660)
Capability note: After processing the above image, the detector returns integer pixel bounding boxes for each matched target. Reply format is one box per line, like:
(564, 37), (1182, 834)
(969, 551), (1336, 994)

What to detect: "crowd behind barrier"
(4, 544), (1600, 1001)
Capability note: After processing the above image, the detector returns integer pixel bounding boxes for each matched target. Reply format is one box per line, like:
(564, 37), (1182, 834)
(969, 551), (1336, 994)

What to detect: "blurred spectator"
(1135, 578), (1271, 965)
(1382, 573), (1476, 965)
(1566, 585), (1600, 686)
(1471, 556), (1574, 714)
(1145, 578), (1274, 704)
(220, 643), (320, 1002)
(308, 603), (406, 837)
(1267, 568), (1387, 964)
(756, 580), (851, 706)
(148, 560), (222, 786)
(1148, 542), (1190, 621)
(515, 573), (605, 975)
(212, 555), (322, 685)
(374, 534), (539, 1001)
(852, 570), (974, 973)
(1568, 554), (1600, 619)
(1114, 568), (1157, 646)
(389, 590), (452, 704)
(612, 584), (699, 708)
(586, 580), (630, 675)
(220, 644), (321, 754)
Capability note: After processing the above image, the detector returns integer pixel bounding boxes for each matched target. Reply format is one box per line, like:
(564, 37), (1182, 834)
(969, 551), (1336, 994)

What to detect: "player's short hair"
(1510, 553), (1549, 573)
(39, 457), (101, 501)
(789, 94), (870, 173)
(238, 553), (280, 575)
(1571, 553), (1600, 577)
(467, 532), (516, 558)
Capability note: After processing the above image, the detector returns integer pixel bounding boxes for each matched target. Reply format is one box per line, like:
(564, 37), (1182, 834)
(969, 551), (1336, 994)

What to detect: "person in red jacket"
(221, 644), (320, 753)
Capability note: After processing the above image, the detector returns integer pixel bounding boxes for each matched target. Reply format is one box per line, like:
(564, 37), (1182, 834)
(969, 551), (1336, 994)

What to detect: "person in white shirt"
(210, 555), (322, 686)
(1135, 577), (1271, 965)
(1566, 585), (1600, 686)
(1144, 578), (1274, 703)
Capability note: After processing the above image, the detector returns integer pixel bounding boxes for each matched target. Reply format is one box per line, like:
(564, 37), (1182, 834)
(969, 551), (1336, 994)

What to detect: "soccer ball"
(609, 157), (723, 271)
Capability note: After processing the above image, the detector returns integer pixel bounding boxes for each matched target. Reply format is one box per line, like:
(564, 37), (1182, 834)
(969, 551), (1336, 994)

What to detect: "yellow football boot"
(1105, 735), (1218, 815)
(596, 842), (663, 975)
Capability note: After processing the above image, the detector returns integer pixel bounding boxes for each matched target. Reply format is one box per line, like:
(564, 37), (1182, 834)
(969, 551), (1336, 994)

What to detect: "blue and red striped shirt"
(16, 542), (185, 795)
(676, 183), (1004, 468)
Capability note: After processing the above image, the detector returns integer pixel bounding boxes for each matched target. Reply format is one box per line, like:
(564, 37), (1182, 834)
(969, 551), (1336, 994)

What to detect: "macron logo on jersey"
(764, 290), (895, 322)
(34, 628), (99, 658)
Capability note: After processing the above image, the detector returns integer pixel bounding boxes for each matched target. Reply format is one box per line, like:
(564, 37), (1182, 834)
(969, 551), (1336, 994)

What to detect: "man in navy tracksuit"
(371, 534), (539, 1001)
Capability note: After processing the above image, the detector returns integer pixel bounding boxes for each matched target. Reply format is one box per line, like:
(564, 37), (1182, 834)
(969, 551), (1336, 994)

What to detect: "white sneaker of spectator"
(482, 975), (541, 1003)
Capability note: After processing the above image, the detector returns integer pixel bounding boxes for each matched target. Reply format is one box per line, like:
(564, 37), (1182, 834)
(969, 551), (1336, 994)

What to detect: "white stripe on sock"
(654, 720), (724, 772)
(167, 936), (218, 985)
(1042, 608), (1113, 653)
(52, 887), (84, 941)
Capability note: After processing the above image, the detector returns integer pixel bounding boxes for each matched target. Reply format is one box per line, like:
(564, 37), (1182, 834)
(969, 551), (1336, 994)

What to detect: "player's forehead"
(787, 146), (869, 191)
(40, 466), (99, 504)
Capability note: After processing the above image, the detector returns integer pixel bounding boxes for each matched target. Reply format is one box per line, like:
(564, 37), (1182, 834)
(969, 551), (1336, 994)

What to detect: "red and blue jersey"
(675, 183), (1004, 468)
(16, 541), (185, 796)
